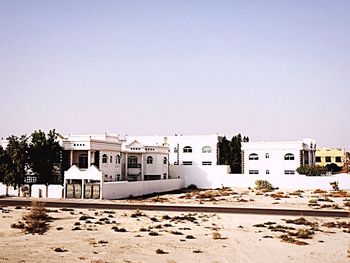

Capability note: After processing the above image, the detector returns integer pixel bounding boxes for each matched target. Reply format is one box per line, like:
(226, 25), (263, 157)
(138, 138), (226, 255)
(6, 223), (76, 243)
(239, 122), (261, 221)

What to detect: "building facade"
(127, 134), (222, 166)
(242, 139), (316, 175)
(315, 147), (346, 168)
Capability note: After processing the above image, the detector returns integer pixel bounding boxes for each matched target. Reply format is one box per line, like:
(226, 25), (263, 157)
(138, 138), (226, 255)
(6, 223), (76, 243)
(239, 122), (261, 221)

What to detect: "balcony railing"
(127, 163), (141, 168)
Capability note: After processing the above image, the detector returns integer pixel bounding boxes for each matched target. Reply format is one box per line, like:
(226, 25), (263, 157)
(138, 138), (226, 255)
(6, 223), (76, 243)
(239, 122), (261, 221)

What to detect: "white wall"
(169, 165), (350, 190)
(102, 179), (183, 199)
(31, 185), (63, 198)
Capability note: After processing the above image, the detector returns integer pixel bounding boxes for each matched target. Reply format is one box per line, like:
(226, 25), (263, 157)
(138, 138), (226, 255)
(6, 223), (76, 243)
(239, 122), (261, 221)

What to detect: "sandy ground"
(1, 195), (350, 263)
(122, 187), (350, 211)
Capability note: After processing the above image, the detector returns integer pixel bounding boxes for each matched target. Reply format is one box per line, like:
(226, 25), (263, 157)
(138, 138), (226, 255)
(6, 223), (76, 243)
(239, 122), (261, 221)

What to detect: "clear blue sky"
(0, 1), (349, 149)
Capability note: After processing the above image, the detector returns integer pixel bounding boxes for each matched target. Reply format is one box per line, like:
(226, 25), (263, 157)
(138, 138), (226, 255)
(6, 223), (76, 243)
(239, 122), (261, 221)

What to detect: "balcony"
(128, 163), (141, 168)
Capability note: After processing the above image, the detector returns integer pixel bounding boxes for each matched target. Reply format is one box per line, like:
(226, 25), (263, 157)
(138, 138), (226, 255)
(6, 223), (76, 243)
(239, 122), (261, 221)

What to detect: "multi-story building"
(122, 138), (169, 181)
(242, 139), (316, 175)
(127, 134), (222, 166)
(315, 147), (346, 168)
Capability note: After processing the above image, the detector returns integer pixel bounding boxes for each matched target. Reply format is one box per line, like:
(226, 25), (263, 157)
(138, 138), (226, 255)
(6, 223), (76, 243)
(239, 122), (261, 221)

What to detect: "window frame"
(183, 146), (193, 153)
(249, 153), (259, 160)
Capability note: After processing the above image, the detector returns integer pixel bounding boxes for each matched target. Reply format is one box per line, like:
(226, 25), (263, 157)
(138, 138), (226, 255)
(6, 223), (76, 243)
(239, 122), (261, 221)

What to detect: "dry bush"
(313, 189), (327, 194)
(328, 191), (350, 198)
(284, 217), (317, 227)
(271, 192), (290, 199)
(111, 226), (127, 232)
(279, 234), (308, 245)
(22, 202), (51, 234)
(131, 210), (146, 218)
(255, 180), (274, 192)
(170, 230), (183, 235)
(11, 221), (25, 229)
(156, 249), (169, 254)
(212, 231), (222, 240)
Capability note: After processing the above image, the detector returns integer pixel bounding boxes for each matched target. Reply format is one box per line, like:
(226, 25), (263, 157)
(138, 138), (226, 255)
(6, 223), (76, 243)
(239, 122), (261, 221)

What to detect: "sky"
(0, 1), (349, 149)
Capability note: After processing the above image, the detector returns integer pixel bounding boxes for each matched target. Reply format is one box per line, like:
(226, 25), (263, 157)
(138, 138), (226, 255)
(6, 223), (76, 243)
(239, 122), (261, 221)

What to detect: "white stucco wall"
(169, 165), (350, 190)
(102, 179), (183, 199)
(242, 139), (316, 176)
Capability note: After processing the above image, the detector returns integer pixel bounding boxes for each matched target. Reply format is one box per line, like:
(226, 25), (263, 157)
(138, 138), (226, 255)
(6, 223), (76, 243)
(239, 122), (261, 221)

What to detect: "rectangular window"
(325, 156), (332, 163)
(284, 170), (295, 175)
(315, 156), (321, 162)
(202, 161), (212, 165)
(335, 156), (342, 163)
(182, 161), (193, 165)
(249, 170), (259, 174)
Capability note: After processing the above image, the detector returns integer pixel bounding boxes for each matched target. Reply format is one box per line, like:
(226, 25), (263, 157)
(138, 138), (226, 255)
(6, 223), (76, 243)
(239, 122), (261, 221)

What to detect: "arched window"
(202, 146), (212, 153)
(183, 146), (192, 153)
(266, 169), (270, 175)
(284, 153), (295, 160)
(128, 156), (138, 164)
(116, 155), (121, 164)
(249, 153), (259, 160)
(163, 157), (167, 164)
(102, 154), (108, 163)
(147, 156), (153, 164)
(265, 153), (269, 159)
(110, 156), (113, 163)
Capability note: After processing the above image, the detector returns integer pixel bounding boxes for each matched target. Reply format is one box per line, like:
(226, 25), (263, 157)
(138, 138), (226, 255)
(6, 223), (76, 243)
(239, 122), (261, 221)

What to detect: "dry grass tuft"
(22, 202), (51, 235)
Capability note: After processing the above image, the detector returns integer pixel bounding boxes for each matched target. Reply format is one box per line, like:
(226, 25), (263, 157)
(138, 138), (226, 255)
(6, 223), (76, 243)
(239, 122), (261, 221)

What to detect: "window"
(249, 170), (259, 174)
(284, 170), (295, 175)
(202, 161), (212, 165)
(110, 156), (113, 163)
(266, 170), (270, 175)
(316, 156), (321, 162)
(202, 146), (212, 153)
(182, 161), (192, 165)
(163, 173), (167, 179)
(174, 147), (178, 153)
(128, 156), (138, 164)
(335, 156), (342, 163)
(183, 146), (192, 153)
(249, 153), (259, 160)
(163, 157), (167, 164)
(78, 153), (88, 168)
(102, 154), (108, 163)
(116, 155), (121, 164)
(147, 156), (153, 164)
(325, 156), (332, 163)
(265, 153), (269, 159)
(284, 153), (295, 160)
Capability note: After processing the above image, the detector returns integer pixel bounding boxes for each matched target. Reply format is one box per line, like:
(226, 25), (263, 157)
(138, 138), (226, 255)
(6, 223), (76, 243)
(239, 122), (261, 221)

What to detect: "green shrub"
(296, 165), (326, 176)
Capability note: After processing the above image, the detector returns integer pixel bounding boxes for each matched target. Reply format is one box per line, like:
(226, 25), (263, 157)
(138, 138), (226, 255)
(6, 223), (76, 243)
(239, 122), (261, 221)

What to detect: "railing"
(127, 163), (141, 168)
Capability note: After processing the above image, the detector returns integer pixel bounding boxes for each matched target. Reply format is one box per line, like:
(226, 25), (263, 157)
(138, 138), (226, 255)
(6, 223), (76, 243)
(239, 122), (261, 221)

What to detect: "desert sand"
(1, 187), (350, 263)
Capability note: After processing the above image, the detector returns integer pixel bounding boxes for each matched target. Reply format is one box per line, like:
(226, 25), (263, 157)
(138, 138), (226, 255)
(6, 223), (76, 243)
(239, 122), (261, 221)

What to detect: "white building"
(127, 134), (222, 166)
(242, 139), (316, 176)
(122, 139), (169, 181)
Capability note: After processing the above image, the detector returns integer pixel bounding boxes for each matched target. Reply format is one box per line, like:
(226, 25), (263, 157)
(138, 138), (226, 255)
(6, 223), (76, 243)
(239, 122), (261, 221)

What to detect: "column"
(141, 153), (144, 181)
(125, 153), (128, 181)
(70, 150), (73, 166)
(88, 151), (91, 167)
(81, 179), (85, 199)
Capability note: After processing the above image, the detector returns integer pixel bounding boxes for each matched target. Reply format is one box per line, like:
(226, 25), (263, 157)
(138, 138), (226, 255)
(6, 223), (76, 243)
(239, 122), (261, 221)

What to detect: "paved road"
(0, 198), (349, 218)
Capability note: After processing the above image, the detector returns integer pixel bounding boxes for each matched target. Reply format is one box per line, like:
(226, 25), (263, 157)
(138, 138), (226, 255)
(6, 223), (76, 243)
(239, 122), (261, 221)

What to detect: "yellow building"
(315, 147), (346, 168)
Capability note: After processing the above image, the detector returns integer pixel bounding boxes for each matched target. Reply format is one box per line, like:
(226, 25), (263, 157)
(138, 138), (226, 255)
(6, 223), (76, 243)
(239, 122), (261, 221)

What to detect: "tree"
(0, 145), (14, 195)
(28, 129), (62, 197)
(325, 163), (342, 174)
(5, 135), (29, 196)
(218, 134), (249, 173)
